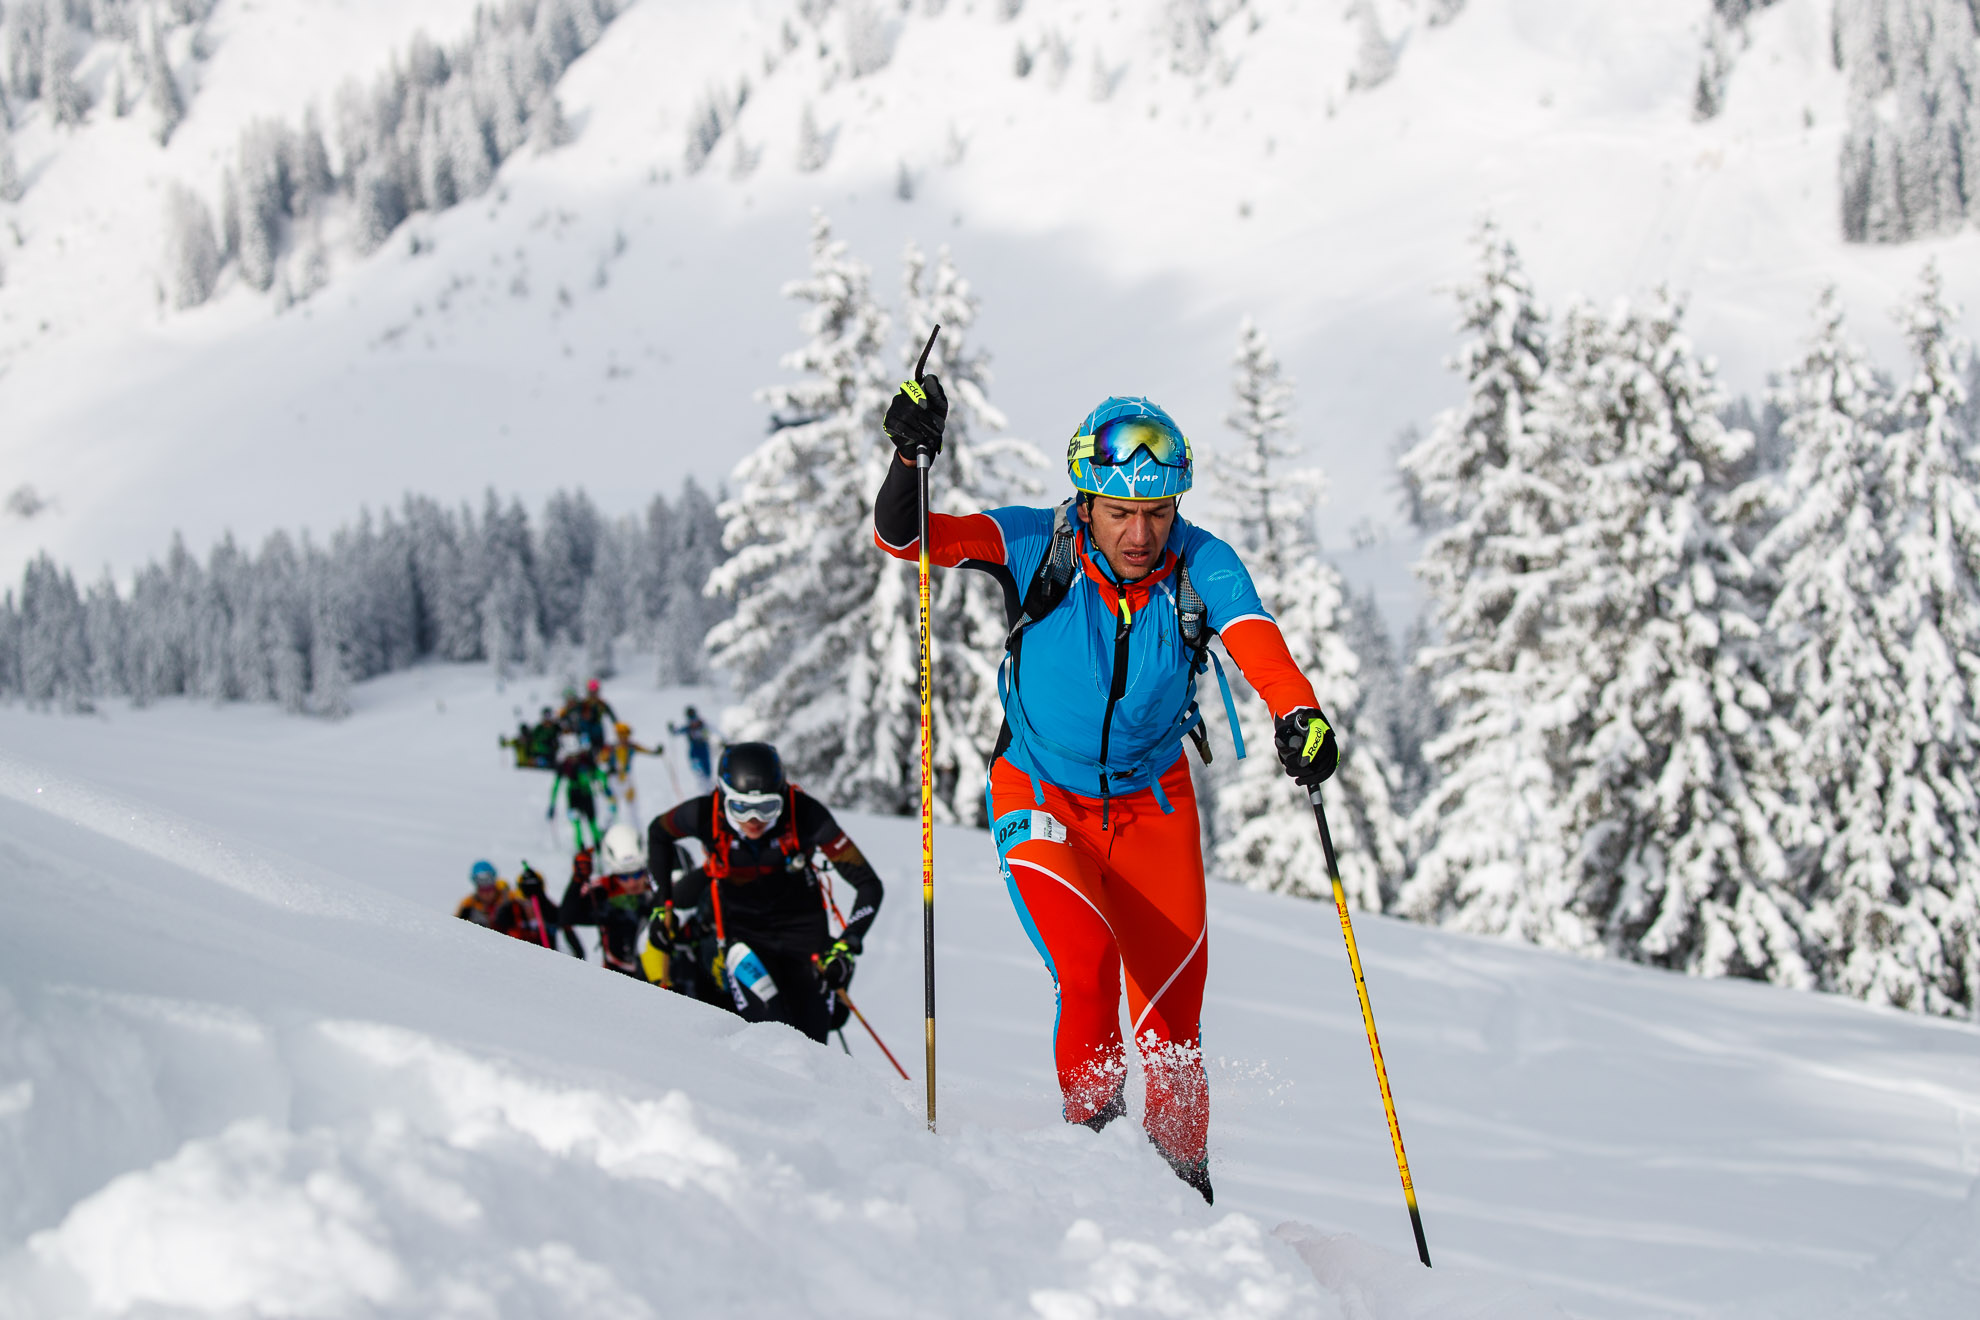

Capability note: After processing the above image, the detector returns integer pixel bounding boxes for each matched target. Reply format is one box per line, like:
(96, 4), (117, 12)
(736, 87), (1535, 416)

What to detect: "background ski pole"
(912, 322), (941, 1133)
(837, 989), (910, 1081)
(1310, 785), (1432, 1268)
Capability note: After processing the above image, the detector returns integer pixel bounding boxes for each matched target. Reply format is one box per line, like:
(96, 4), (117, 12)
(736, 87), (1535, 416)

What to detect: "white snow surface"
(4, 0), (1979, 628)
(1, 664), (1978, 1318)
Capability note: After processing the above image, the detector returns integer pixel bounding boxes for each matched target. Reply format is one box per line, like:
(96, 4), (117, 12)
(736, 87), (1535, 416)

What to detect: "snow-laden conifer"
(1837, 0), (1980, 241)
(1754, 288), (1917, 1002)
(17, 555), (89, 709)
(1208, 319), (1405, 908)
(41, 19), (89, 127)
(162, 182), (221, 310)
(0, 127), (22, 203)
(145, 11), (184, 146)
(1398, 224), (1576, 942)
(901, 240), (1045, 822)
(1808, 264), (1980, 1013)
(1548, 292), (1804, 984)
(706, 213), (900, 808)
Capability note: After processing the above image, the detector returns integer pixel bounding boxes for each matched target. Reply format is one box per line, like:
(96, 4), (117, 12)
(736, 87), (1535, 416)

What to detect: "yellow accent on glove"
(900, 380), (928, 405)
(1302, 713), (1332, 763)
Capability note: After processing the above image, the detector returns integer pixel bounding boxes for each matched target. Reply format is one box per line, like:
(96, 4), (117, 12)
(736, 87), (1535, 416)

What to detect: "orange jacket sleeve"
(1221, 617), (1319, 719)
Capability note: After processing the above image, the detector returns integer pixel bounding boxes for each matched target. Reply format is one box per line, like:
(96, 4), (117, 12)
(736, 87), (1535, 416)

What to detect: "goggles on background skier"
(723, 789), (784, 830)
(1069, 416), (1192, 470)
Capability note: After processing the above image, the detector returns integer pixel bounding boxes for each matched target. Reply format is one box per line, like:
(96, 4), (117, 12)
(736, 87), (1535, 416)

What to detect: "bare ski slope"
(5, 0), (1978, 622)
(2, 664), (1977, 1318)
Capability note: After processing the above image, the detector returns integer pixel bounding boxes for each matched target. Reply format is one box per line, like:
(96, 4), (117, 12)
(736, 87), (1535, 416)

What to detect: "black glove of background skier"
(516, 865), (546, 900)
(1274, 707), (1338, 787)
(884, 373), (948, 460)
(816, 938), (858, 990)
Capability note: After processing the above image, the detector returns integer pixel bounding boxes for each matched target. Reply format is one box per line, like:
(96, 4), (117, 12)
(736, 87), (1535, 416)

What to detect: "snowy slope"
(4, 0), (1977, 619)
(3, 664), (1979, 1318)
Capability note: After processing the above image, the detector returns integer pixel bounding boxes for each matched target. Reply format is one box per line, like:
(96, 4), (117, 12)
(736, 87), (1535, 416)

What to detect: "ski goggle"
(1069, 416), (1192, 469)
(723, 790), (783, 827)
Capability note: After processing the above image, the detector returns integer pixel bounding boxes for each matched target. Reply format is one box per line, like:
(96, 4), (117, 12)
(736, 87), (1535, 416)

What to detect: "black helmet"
(718, 742), (785, 832)
(684, 705), (699, 719)
(717, 742), (784, 795)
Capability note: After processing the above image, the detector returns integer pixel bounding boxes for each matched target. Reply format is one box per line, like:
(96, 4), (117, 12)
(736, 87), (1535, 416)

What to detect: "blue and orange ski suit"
(874, 458), (1318, 1167)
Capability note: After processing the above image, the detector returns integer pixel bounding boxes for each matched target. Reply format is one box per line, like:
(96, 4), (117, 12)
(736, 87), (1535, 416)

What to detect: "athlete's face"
(1080, 496), (1177, 583)
(738, 817), (772, 839)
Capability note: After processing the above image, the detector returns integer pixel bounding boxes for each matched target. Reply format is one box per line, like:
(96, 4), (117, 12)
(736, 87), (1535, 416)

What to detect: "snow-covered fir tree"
(1807, 264), (1980, 1014)
(705, 212), (902, 809)
(1546, 292), (1804, 984)
(901, 240), (1045, 823)
(1207, 318), (1405, 909)
(1836, 0), (1980, 242)
(0, 126), (23, 203)
(648, 478), (732, 686)
(1397, 223), (1578, 942)
(1338, 587), (1439, 823)
(1753, 287), (1931, 1009)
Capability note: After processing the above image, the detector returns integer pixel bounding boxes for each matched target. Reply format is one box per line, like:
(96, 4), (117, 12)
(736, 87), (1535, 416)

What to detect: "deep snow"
(2, 663), (1977, 1317)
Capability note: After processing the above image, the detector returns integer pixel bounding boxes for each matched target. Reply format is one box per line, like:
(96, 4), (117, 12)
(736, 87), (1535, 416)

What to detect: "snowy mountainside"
(3, 0), (1976, 613)
(2, 664), (1979, 1317)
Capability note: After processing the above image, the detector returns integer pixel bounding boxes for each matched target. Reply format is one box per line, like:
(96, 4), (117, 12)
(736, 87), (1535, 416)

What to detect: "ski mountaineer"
(645, 742), (885, 1044)
(568, 678), (619, 754)
(873, 382), (1340, 1204)
(556, 823), (660, 979)
(670, 707), (713, 783)
(456, 860), (552, 945)
(548, 732), (618, 850)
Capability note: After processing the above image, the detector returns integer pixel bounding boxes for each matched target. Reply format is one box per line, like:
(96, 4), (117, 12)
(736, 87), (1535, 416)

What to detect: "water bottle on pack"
(727, 942), (779, 1005)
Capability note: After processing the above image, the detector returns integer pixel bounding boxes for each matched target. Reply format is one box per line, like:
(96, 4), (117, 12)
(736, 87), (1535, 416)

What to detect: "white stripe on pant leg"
(1008, 858), (1114, 940)
(1131, 926), (1206, 1039)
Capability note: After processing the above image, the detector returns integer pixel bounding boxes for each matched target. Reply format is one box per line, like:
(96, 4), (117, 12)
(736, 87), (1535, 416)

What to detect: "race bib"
(992, 808), (1069, 857)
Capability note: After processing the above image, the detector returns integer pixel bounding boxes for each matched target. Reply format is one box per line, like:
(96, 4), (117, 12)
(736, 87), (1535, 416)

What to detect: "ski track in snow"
(0, 663), (1977, 1317)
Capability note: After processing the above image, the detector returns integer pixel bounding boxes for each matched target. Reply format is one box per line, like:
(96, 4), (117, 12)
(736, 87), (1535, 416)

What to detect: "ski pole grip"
(914, 325), (941, 381)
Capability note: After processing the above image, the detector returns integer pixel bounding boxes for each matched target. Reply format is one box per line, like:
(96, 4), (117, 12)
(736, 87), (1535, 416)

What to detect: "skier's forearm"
(837, 865), (883, 947)
(822, 836), (884, 947)
(1220, 618), (1320, 717)
(872, 457), (1005, 566)
(647, 809), (696, 897)
(873, 453), (923, 550)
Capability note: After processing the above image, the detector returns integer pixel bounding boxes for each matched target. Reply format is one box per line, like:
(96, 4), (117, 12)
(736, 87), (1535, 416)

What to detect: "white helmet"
(599, 822), (646, 876)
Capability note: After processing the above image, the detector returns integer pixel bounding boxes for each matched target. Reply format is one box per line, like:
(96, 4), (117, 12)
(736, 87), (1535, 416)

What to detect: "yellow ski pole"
(910, 324), (942, 1133)
(1309, 785), (1432, 1267)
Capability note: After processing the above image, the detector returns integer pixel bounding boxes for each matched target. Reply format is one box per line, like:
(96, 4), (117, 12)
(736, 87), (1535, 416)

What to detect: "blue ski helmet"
(470, 859), (498, 887)
(1067, 397), (1193, 501)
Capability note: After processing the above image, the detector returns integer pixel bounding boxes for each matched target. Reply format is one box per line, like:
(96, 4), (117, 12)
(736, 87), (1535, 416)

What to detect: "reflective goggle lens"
(1074, 417), (1191, 469)
(724, 791), (782, 824)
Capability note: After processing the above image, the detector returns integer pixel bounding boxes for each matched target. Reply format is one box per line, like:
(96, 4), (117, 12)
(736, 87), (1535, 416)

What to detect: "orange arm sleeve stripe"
(1221, 617), (1319, 719)
(872, 510), (1007, 569)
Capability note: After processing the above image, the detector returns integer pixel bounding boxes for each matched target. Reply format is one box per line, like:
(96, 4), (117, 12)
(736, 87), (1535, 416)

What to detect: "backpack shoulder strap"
(1175, 557), (1208, 664)
(1006, 499), (1080, 649)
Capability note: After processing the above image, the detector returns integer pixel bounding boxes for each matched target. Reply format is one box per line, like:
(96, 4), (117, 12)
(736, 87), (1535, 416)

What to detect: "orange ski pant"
(988, 754), (1209, 1166)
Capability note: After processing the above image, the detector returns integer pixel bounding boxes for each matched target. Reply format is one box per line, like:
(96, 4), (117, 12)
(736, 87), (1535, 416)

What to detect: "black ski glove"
(516, 865), (546, 900)
(883, 373), (948, 461)
(816, 938), (858, 990)
(1274, 707), (1339, 787)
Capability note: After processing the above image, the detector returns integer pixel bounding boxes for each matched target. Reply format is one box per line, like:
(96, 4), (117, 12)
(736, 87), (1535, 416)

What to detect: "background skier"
(670, 706), (713, 785)
(645, 742), (883, 1043)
